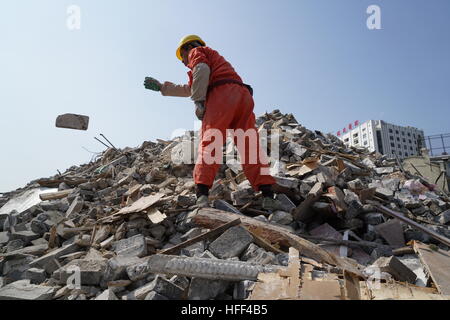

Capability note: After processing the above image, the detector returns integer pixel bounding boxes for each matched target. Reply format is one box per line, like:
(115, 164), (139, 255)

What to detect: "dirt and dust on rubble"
(1, 109), (450, 301)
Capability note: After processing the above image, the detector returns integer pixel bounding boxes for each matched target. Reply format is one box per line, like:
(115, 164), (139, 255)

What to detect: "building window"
(407, 133), (411, 137)
(403, 138), (406, 143)
(363, 134), (367, 139)
(402, 131), (405, 136)
(404, 145), (407, 149)
(396, 130), (399, 134)
(390, 136), (394, 141)
(353, 133), (358, 138)
(397, 137), (400, 142)
(405, 152), (408, 157)
(408, 139), (412, 144)
(391, 142), (395, 148)
(399, 151), (402, 156)
(354, 139), (359, 145)
(344, 138), (349, 142)
(410, 146), (413, 151)
(364, 141), (368, 146)
(398, 144), (401, 148)
(389, 129), (393, 133)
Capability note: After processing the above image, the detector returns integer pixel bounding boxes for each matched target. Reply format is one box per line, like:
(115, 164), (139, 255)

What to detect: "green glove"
(144, 77), (162, 91)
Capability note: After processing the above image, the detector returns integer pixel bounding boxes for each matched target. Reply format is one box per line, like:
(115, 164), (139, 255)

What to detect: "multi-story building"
(337, 120), (425, 159)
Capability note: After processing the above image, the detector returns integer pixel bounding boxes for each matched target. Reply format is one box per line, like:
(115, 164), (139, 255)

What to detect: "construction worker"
(144, 35), (280, 209)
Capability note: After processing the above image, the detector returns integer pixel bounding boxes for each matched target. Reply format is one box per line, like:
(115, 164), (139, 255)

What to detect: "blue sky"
(0, 0), (449, 192)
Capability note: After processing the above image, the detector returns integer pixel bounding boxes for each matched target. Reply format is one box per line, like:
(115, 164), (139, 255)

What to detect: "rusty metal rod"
(100, 133), (117, 150)
(94, 137), (110, 149)
(375, 204), (450, 247)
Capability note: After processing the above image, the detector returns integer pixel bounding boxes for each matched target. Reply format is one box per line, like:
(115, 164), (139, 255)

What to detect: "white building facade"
(338, 120), (425, 159)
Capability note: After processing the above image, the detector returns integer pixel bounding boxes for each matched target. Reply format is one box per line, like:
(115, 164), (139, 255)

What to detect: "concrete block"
(9, 231), (40, 245)
(209, 226), (253, 259)
(373, 256), (417, 284)
(29, 243), (79, 274)
(59, 259), (107, 286)
(55, 113), (89, 131)
(269, 210), (293, 225)
(95, 289), (119, 300)
(104, 255), (142, 281)
(23, 268), (46, 284)
(375, 219), (405, 247)
(113, 234), (147, 257)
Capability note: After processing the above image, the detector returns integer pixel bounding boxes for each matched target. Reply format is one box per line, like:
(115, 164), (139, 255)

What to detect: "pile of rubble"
(1, 109), (450, 300)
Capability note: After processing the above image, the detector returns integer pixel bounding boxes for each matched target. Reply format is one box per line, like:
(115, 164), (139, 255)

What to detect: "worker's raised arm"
(143, 77), (190, 97)
(160, 81), (191, 97)
(190, 63), (211, 102)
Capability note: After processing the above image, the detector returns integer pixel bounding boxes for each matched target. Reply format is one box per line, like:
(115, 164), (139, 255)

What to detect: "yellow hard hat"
(176, 35), (206, 60)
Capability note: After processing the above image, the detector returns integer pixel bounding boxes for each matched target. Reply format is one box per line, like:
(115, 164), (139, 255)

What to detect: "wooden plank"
(147, 207), (167, 224)
(193, 208), (365, 277)
(39, 189), (74, 201)
(414, 242), (450, 295)
(360, 281), (450, 300)
(117, 193), (164, 215)
(344, 270), (361, 300)
(159, 218), (241, 255)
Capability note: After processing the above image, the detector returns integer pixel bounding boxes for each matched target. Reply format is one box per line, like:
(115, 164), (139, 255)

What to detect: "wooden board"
(414, 242), (450, 295)
(117, 193), (164, 215)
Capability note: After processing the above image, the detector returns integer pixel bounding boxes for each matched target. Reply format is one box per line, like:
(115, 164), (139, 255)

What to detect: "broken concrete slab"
(29, 243), (79, 274)
(375, 219), (406, 247)
(0, 279), (56, 300)
(208, 225), (253, 259)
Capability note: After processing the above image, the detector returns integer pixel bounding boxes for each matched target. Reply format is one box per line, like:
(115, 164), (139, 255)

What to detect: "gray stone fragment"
(437, 209), (450, 225)
(188, 277), (229, 300)
(209, 226), (253, 259)
(113, 234), (147, 257)
(104, 255), (142, 281)
(2, 256), (35, 281)
(233, 280), (256, 300)
(145, 291), (169, 300)
(269, 211), (293, 225)
(0, 280), (56, 300)
(6, 239), (24, 252)
(362, 213), (386, 225)
(9, 231), (40, 245)
(0, 231), (9, 246)
(29, 243), (79, 274)
(374, 167), (394, 175)
(170, 275), (190, 290)
(146, 275), (184, 300)
(23, 268), (46, 284)
(213, 199), (242, 215)
(275, 194), (296, 213)
(95, 289), (118, 300)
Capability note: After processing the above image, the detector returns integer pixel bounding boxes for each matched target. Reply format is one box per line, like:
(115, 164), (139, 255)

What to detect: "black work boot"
(195, 184), (210, 208)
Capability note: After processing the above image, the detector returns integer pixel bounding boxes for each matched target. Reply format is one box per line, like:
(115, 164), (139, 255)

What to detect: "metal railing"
(420, 133), (450, 156)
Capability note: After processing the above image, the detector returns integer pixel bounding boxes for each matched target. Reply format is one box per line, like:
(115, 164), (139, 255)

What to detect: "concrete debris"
(1, 109), (450, 300)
